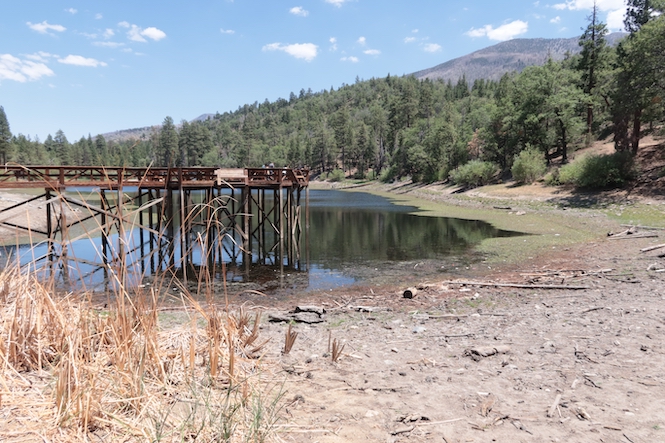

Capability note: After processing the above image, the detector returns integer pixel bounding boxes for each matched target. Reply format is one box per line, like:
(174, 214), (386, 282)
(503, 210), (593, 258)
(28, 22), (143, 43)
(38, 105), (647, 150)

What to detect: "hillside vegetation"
(0, 3), (663, 190)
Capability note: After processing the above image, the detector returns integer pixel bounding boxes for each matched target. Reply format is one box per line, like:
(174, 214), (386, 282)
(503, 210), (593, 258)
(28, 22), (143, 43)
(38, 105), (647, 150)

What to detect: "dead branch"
(442, 280), (590, 290)
(640, 243), (665, 252)
(547, 394), (562, 418)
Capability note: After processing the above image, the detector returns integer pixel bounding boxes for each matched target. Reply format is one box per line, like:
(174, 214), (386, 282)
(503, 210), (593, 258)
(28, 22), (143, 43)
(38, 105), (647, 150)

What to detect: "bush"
(449, 160), (499, 188)
(379, 165), (398, 183)
(558, 151), (634, 188)
(326, 169), (345, 182)
(511, 148), (547, 184)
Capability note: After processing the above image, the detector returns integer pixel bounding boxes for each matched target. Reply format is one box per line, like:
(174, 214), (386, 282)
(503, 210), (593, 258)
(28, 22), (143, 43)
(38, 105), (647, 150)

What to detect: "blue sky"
(1, 0), (627, 142)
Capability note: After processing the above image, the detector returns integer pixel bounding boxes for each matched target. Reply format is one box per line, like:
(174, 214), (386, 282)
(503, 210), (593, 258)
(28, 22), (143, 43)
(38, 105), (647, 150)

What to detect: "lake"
(1, 189), (523, 292)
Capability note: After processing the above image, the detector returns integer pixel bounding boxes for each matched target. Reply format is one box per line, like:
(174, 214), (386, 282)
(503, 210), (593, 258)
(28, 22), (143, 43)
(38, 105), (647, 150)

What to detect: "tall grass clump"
(0, 265), (283, 442)
(449, 160), (499, 188)
(511, 148), (547, 184)
(558, 151), (635, 188)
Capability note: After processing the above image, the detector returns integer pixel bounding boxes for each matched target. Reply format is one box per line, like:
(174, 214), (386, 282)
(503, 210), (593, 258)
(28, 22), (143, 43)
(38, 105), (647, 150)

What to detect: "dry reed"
(0, 267), (284, 442)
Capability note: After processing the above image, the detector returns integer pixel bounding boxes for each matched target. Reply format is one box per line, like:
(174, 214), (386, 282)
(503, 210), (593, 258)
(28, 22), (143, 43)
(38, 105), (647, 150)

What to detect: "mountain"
(411, 32), (626, 85)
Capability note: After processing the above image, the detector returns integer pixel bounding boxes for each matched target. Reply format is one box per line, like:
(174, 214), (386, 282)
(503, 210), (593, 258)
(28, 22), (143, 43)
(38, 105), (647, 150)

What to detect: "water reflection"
(304, 190), (522, 285)
(1, 189), (523, 292)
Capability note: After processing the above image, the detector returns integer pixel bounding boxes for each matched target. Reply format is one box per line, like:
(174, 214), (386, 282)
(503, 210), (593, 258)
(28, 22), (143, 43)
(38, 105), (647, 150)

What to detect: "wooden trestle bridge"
(0, 165), (310, 288)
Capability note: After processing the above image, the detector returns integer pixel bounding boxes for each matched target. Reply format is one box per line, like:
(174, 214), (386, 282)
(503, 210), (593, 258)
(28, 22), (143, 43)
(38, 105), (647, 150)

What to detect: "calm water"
(303, 190), (521, 289)
(2, 189), (522, 292)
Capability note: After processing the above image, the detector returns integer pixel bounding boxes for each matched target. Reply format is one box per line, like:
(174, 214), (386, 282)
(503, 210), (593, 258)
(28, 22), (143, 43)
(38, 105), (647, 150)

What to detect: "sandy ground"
(255, 234), (665, 443)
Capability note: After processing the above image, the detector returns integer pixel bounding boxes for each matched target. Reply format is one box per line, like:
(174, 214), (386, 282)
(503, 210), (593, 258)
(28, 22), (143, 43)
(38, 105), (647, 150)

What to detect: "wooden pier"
(0, 166), (309, 289)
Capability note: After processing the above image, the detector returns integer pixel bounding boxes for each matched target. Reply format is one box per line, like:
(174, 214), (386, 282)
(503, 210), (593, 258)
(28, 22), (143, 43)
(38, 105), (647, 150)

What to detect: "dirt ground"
(255, 233), (665, 443)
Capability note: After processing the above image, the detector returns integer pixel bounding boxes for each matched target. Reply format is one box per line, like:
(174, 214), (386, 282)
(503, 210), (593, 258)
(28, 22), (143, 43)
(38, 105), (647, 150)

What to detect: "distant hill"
(411, 32), (626, 85)
(101, 125), (158, 143)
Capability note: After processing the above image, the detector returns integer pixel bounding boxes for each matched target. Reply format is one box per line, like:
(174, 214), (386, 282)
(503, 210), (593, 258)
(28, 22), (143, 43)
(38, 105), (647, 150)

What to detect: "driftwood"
(442, 280), (590, 290)
(608, 233), (658, 240)
(547, 394), (562, 418)
(621, 224), (665, 231)
(640, 243), (665, 252)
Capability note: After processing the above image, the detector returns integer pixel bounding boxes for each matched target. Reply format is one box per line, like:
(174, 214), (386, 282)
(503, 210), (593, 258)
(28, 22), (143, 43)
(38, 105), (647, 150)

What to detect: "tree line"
(1, 0), (663, 185)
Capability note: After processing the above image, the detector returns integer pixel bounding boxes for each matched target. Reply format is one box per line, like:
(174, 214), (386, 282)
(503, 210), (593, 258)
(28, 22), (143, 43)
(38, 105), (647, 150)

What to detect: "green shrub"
(449, 160), (499, 188)
(511, 148), (547, 184)
(326, 169), (345, 182)
(559, 151), (634, 188)
(379, 165), (398, 183)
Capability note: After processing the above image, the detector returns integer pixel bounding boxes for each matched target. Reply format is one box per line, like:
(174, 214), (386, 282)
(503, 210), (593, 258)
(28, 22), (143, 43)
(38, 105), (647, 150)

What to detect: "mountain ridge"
(410, 32), (626, 84)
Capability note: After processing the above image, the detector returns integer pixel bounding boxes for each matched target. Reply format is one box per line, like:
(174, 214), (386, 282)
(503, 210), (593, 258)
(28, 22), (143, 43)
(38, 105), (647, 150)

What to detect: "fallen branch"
(621, 224), (665, 231)
(443, 280), (590, 290)
(640, 243), (665, 252)
(608, 233), (659, 240)
(547, 394), (562, 418)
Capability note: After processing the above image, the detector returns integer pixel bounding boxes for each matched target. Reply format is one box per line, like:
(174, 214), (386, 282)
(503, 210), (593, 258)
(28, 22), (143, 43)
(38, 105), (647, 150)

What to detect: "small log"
(403, 287), (418, 299)
(640, 243), (665, 252)
(547, 394), (562, 418)
(443, 280), (590, 290)
(621, 224), (665, 231)
(608, 233), (659, 240)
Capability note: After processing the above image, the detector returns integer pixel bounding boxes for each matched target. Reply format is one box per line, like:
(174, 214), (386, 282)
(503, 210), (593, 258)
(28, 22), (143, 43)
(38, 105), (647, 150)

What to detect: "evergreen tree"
(0, 106), (13, 164)
(158, 116), (179, 167)
(578, 2), (608, 142)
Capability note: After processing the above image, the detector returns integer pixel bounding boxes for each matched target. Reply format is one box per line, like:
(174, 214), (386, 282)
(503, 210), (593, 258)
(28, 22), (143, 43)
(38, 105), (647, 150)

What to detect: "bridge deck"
(0, 166), (309, 190)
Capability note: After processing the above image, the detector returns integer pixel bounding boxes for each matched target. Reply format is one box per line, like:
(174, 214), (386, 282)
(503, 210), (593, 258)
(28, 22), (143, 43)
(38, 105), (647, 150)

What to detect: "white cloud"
(329, 37), (338, 51)
(262, 42), (318, 61)
(220, 28), (235, 34)
(58, 55), (108, 67)
(423, 43), (442, 53)
(412, 29), (419, 33)
(290, 6), (309, 16)
(550, 16), (561, 23)
(364, 49), (380, 55)
(93, 41), (125, 48)
(466, 20), (528, 41)
(404, 36), (417, 43)
(27, 21), (66, 34)
(0, 53), (55, 83)
(357, 36), (366, 46)
(66, 8), (77, 14)
(118, 21), (130, 28)
(24, 51), (57, 62)
(95, 13), (103, 20)
(142, 27), (167, 41)
(325, 0), (348, 7)
(341, 56), (359, 62)
(553, 0), (624, 11)
(103, 28), (115, 39)
(606, 8), (625, 30)
(127, 24), (166, 42)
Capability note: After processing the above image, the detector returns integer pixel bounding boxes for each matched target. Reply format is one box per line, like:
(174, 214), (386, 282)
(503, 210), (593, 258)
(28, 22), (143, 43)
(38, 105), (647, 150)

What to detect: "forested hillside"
(1, 2), (663, 188)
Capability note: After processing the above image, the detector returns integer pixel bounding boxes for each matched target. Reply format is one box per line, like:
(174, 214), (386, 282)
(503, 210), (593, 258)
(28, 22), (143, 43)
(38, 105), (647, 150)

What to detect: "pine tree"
(578, 1), (608, 142)
(0, 106), (13, 164)
(158, 116), (179, 167)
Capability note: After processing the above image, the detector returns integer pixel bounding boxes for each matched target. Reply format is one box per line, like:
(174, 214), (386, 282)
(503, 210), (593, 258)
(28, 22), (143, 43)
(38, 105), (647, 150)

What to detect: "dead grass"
(0, 267), (285, 442)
